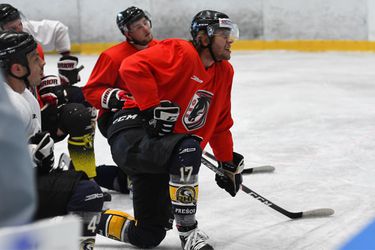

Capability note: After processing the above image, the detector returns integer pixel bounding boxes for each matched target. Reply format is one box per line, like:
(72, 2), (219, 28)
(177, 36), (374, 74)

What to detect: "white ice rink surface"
(46, 50), (375, 250)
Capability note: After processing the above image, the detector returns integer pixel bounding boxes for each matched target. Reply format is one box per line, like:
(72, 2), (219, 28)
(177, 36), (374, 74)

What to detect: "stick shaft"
(201, 152), (334, 219)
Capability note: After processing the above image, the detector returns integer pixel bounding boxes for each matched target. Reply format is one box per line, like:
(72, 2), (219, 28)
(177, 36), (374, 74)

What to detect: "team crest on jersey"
(183, 90), (213, 131)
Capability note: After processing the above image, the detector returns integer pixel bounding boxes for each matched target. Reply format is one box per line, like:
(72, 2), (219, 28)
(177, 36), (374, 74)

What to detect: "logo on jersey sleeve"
(183, 90), (213, 131)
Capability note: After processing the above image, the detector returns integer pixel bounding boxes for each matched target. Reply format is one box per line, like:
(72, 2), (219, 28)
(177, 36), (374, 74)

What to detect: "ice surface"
(45, 50), (375, 250)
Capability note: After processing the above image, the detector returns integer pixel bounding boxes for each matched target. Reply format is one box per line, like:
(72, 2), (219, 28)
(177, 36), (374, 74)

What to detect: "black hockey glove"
(215, 152), (244, 197)
(29, 131), (55, 175)
(140, 100), (180, 137)
(39, 75), (68, 107)
(58, 55), (84, 85)
(101, 88), (127, 112)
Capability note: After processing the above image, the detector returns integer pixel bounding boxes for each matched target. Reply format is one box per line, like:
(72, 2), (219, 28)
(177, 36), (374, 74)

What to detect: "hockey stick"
(201, 152), (334, 219)
(241, 164), (275, 174)
(203, 151), (274, 174)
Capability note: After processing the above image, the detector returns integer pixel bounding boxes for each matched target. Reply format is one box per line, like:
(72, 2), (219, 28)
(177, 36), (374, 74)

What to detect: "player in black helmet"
(0, 3), (72, 56)
(0, 3), (20, 29)
(0, 3), (101, 179)
(116, 6), (152, 43)
(95, 9), (242, 250)
(190, 10), (239, 62)
(0, 30), (104, 250)
(84, 6), (155, 138)
(83, 6), (157, 193)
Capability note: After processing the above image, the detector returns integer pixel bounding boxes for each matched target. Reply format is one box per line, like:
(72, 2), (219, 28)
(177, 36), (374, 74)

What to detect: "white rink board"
(0, 216), (80, 250)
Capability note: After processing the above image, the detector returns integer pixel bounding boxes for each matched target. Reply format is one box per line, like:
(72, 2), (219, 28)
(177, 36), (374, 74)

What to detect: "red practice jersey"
(82, 40), (158, 118)
(37, 43), (45, 61)
(120, 39), (235, 161)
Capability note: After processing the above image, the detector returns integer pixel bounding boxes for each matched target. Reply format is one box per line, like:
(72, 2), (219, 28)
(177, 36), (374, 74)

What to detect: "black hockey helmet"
(116, 6), (151, 35)
(0, 31), (37, 80)
(0, 4), (20, 28)
(190, 10), (239, 42)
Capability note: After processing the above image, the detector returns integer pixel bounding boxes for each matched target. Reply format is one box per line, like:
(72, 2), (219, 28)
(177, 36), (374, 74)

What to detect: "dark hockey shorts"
(109, 127), (188, 176)
(107, 109), (191, 231)
(35, 170), (82, 219)
(97, 111), (115, 139)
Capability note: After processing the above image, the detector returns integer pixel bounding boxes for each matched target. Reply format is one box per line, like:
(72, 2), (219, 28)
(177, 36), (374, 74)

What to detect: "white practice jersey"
(3, 82), (41, 137)
(0, 79), (36, 227)
(23, 20), (71, 53)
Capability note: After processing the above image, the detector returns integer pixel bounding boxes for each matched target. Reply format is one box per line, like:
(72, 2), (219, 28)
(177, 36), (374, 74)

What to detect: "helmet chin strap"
(128, 38), (149, 46)
(208, 45), (218, 62)
(125, 33), (149, 46)
(200, 37), (218, 62)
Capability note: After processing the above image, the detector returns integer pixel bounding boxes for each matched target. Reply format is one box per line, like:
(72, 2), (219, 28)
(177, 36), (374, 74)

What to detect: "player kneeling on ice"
(0, 30), (104, 250)
(0, 3), (99, 180)
(95, 10), (244, 250)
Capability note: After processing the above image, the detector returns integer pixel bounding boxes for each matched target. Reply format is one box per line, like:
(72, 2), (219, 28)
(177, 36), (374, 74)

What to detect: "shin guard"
(169, 138), (202, 228)
(169, 175), (199, 227)
(68, 133), (96, 178)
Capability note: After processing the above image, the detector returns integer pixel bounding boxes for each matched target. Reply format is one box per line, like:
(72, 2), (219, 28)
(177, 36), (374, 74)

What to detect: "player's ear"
(197, 31), (210, 47)
(10, 63), (27, 78)
(124, 31), (132, 41)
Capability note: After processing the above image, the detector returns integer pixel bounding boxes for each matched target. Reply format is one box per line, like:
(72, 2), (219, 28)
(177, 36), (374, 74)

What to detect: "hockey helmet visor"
(207, 18), (239, 41)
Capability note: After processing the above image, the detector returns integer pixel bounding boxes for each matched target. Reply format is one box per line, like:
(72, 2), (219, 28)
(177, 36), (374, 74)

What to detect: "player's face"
(2, 19), (23, 32)
(127, 17), (153, 46)
(211, 29), (234, 61)
(26, 49), (45, 86)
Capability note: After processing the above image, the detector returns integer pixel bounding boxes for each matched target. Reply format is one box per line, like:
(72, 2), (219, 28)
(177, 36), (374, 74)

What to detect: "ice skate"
(179, 227), (214, 250)
(79, 237), (95, 250)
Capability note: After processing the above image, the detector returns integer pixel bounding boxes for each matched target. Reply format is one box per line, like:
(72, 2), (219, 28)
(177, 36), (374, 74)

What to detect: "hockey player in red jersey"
(0, 3), (98, 178)
(97, 10), (244, 250)
(83, 6), (156, 138)
(82, 6), (157, 192)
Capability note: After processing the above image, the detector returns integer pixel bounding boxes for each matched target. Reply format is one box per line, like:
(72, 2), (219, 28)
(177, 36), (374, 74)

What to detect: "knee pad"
(169, 137), (202, 176)
(67, 180), (104, 212)
(59, 103), (92, 137)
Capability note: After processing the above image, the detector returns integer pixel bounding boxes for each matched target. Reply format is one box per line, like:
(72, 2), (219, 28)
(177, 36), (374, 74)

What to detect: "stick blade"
(243, 165), (275, 174)
(302, 208), (335, 218)
(251, 165), (275, 173)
